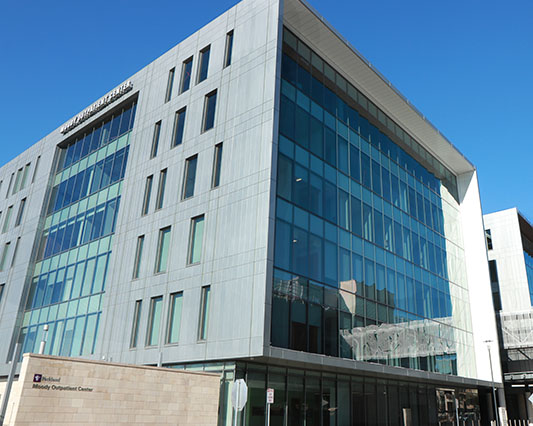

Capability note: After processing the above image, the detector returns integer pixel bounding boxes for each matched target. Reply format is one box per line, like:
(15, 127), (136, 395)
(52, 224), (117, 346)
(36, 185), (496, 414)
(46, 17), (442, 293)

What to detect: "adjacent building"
(0, 0), (505, 423)
(484, 207), (533, 421)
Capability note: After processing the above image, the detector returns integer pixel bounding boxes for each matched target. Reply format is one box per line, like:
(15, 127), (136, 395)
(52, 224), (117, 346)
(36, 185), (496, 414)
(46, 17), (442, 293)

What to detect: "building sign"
(31, 373), (93, 392)
(60, 81), (133, 134)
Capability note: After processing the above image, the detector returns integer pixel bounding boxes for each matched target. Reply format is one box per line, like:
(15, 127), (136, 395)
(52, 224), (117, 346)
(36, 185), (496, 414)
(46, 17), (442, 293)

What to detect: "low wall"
(0, 353), (220, 425)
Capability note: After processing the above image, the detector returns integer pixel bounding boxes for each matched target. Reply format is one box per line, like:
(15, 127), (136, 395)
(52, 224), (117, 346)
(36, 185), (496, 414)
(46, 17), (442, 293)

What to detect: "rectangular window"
(20, 163), (31, 190)
(198, 285), (210, 340)
(224, 30), (234, 67)
(197, 45), (210, 83)
(6, 173), (14, 198)
(130, 300), (142, 348)
(15, 198), (26, 227)
(12, 168), (23, 195)
(165, 67), (175, 103)
(132, 235), (145, 279)
(141, 175), (153, 215)
(32, 156), (41, 184)
(146, 296), (163, 346)
(11, 237), (20, 267)
(179, 57), (193, 94)
(485, 229), (493, 250)
(155, 169), (167, 210)
(166, 292), (183, 344)
(155, 226), (171, 273)
(0, 283), (4, 304)
(188, 215), (205, 265)
(211, 143), (223, 188)
(2, 206), (13, 233)
(171, 107), (186, 148)
(182, 155), (198, 199)
(150, 121), (162, 159)
(202, 90), (217, 132)
(0, 242), (10, 271)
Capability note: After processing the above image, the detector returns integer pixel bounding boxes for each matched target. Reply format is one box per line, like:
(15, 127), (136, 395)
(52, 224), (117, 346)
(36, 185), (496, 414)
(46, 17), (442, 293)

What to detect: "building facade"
(0, 0), (503, 424)
(484, 208), (533, 421)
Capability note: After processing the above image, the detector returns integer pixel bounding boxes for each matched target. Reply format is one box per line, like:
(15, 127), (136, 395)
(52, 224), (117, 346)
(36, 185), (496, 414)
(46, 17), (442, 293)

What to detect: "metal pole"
(486, 343), (500, 426)
(0, 343), (21, 424)
(234, 382), (239, 426)
(266, 402), (270, 426)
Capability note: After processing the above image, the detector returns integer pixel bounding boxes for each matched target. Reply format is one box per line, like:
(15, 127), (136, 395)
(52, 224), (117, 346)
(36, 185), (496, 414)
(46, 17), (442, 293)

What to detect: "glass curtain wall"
(272, 28), (475, 376)
(19, 100), (136, 357)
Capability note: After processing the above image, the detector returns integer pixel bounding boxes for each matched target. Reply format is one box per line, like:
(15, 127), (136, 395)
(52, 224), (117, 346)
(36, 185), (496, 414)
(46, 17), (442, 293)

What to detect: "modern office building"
(484, 208), (533, 421)
(0, 0), (504, 423)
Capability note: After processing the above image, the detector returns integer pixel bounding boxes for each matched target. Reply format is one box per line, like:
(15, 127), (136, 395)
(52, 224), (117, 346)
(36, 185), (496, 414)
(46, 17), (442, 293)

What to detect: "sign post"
(266, 388), (274, 426)
(231, 379), (248, 426)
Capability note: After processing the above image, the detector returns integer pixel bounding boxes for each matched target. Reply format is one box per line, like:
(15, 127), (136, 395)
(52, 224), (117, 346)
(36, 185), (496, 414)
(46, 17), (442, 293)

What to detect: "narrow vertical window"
(0, 283), (4, 304)
(141, 175), (153, 215)
(2, 206), (13, 233)
(202, 90), (217, 132)
(0, 242), (10, 271)
(197, 45), (210, 83)
(224, 30), (234, 67)
(20, 163), (31, 190)
(11, 237), (20, 267)
(130, 300), (142, 348)
(155, 169), (167, 210)
(32, 156), (41, 184)
(155, 226), (171, 273)
(12, 168), (23, 195)
(132, 235), (145, 279)
(150, 121), (162, 159)
(179, 57), (193, 94)
(188, 215), (205, 265)
(15, 198), (26, 227)
(6, 173), (14, 198)
(171, 107), (186, 148)
(485, 229), (493, 250)
(166, 292), (183, 344)
(146, 296), (163, 346)
(198, 285), (210, 340)
(211, 143), (223, 188)
(165, 67), (175, 103)
(182, 155), (198, 199)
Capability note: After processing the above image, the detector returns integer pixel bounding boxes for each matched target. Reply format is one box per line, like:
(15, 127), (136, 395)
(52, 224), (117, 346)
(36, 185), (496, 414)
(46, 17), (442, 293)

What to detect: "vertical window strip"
(11, 237), (20, 268)
(202, 90), (217, 132)
(182, 155), (198, 199)
(165, 67), (175, 103)
(211, 143), (223, 188)
(155, 169), (167, 210)
(15, 198), (26, 227)
(0, 283), (4, 304)
(188, 215), (205, 265)
(155, 226), (171, 273)
(141, 175), (153, 215)
(197, 45), (211, 83)
(146, 296), (163, 346)
(132, 235), (145, 279)
(2, 206), (13, 233)
(224, 30), (234, 67)
(32, 156), (41, 184)
(6, 173), (14, 198)
(20, 163), (31, 190)
(12, 168), (23, 195)
(179, 57), (193, 94)
(198, 285), (210, 340)
(130, 300), (142, 348)
(0, 242), (11, 271)
(150, 121), (162, 159)
(166, 292), (183, 344)
(171, 107), (186, 148)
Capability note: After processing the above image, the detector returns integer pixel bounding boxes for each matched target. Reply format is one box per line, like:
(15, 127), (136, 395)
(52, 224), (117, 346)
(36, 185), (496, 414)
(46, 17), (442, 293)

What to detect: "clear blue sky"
(1, 0), (532, 220)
